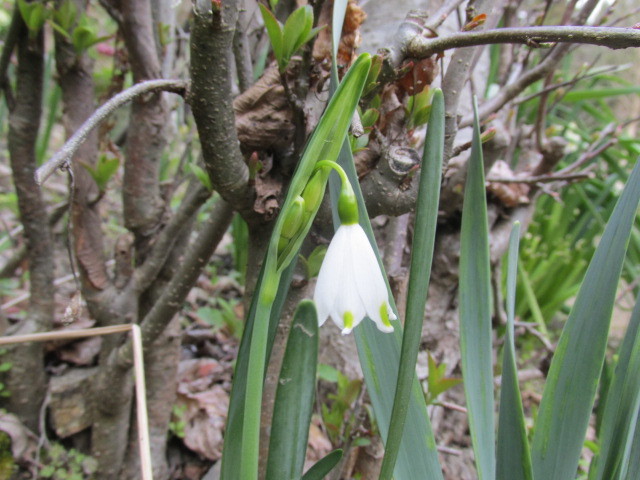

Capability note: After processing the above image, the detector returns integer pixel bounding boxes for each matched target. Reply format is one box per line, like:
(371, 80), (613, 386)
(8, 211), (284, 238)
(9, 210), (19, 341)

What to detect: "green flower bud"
(301, 169), (330, 215)
(280, 195), (305, 239)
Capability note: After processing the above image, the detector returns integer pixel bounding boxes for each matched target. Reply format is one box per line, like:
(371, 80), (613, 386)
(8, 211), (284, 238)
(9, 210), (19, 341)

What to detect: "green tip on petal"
(343, 311), (354, 333)
(380, 303), (393, 329)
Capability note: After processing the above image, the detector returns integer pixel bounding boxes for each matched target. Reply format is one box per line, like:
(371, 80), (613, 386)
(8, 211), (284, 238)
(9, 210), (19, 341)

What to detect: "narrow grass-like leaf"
(591, 293), (640, 479)
(531, 158), (640, 480)
(562, 86), (640, 101)
(301, 449), (343, 480)
(622, 417), (640, 479)
(378, 88), (444, 480)
(458, 98), (495, 480)
(266, 300), (318, 480)
(497, 222), (533, 480)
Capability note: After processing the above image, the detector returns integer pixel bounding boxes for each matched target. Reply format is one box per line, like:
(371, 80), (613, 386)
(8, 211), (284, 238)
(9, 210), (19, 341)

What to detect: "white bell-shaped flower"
(314, 223), (396, 335)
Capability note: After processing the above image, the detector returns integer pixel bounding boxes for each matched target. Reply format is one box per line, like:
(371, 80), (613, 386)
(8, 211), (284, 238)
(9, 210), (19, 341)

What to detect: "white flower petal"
(348, 225), (396, 332)
(313, 224), (396, 334)
(314, 227), (348, 326)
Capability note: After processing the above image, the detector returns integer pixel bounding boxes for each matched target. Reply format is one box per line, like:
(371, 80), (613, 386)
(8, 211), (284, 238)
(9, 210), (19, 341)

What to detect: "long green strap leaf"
(496, 222), (533, 480)
(378, 88), (444, 480)
(301, 449), (343, 480)
(266, 300), (319, 480)
(591, 289), (640, 479)
(622, 413), (640, 480)
(459, 97), (495, 480)
(531, 158), (640, 480)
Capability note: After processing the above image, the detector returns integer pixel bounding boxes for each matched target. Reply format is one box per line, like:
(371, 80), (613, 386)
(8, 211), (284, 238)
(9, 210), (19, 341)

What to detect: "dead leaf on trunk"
(175, 359), (231, 461)
(303, 417), (333, 472)
(0, 412), (38, 462)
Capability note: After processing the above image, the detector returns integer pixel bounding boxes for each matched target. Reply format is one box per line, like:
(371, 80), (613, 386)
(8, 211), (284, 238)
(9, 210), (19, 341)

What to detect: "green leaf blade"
(259, 4), (284, 69)
(458, 97), (495, 480)
(591, 292), (640, 479)
(378, 88), (444, 480)
(496, 222), (533, 480)
(301, 449), (343, 480)
(266, 300), (319, 480)
(531, 158), (640, 480)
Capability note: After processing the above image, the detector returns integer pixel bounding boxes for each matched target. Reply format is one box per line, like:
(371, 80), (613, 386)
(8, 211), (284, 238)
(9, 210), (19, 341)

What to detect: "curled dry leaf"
(234, 65), (295, 152)
(175, 359), (231, 461)
(0, 411), (38, 461)
(303, 417), (333, 473)
(396, 57), (438, 96)
(313, 0), (367, 67)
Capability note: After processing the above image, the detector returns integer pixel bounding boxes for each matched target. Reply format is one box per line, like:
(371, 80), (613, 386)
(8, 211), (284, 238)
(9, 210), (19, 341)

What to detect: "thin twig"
(425, 0), (467, 32)
(434, 400), (468, 414)
(487, 171), (593, 184)
(437, 445), (462, 456)
(514, 320), (554, 351)
(406, 26), (640, 59)
(557, 135), (617, 174)
(131, 324), (153, 480)
(0, 323), (132, 345)
(513, 64), (626, 105)
(36, 79), (187, 185)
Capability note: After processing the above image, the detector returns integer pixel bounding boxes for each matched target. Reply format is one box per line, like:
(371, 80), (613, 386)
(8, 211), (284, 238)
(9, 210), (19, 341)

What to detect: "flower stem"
(239, 274), (278, 480)
(314, 160), (359, 224)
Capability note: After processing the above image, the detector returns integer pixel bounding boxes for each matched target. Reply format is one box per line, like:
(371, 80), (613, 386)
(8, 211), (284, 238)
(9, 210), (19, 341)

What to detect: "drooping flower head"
(312, 161), (396, 335)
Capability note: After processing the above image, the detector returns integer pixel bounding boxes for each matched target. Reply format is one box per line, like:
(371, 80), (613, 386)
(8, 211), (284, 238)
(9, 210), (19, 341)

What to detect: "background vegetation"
(0, 0), (639, 479)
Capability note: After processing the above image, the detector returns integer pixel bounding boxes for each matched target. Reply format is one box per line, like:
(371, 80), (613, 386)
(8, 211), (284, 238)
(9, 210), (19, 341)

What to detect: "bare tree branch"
(112, 0), (172, 243)
(441, 0), (498, 159)
(36, 79), (187, 185)
(487, 171), (593, 184)
(115, 199), (235, 369)
(406, 26), (640, 59)
(233, 1), (254, 93)
(133, 183), (211, 293)
(5, 20), (52, 432)
(190, 1), (253, 216)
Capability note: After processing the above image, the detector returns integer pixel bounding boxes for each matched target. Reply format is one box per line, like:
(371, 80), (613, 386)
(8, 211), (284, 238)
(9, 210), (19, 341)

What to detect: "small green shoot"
(319, 366), (363, 444)
(424, 353), (462, 405)
(259, 4), (321, 72)
(82, 153), (119, 193)
(17, 0), (49, 39)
